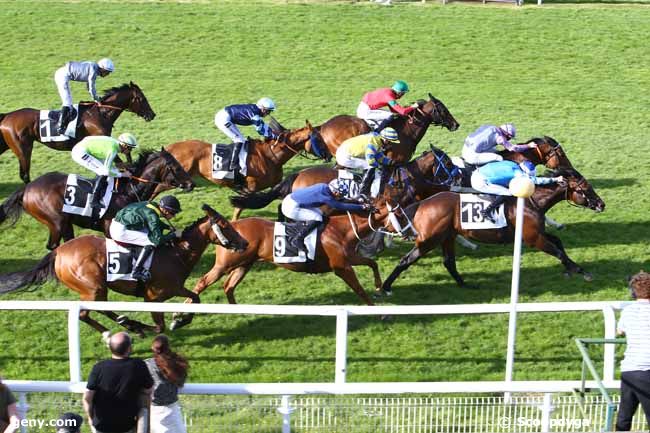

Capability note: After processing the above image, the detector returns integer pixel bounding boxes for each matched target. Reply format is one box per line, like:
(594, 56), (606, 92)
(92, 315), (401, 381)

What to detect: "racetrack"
(0, 0), (648, 384)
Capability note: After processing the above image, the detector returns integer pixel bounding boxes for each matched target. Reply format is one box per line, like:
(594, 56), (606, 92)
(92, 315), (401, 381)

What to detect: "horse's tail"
(230, 173), (299, 209)
(0, 186), (25, 226)
(0, 251), (58, 294)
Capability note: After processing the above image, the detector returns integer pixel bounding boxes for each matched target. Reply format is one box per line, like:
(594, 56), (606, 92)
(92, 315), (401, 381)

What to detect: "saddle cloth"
(336, 169), (380, 199)
(61, 174), (114, 218)
(459, 194), (507, 230)
(211, 142), (249, 179)
(38, 104), (79, 142)
(273, 221), (318, 264)
(105, 239), (154, 282)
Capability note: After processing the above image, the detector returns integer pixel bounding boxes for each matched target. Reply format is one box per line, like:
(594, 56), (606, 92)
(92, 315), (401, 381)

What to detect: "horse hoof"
(583, 272), (594, 282)
(380, 314), (393, 322)
(170, 320), (185, 331)
(556, 224), (566, 231)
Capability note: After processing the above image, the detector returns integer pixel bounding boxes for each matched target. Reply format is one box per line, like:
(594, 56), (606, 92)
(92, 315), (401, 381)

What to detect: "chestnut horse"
(318, 94), (460, 163)
(165, 121), (326, 220)
(0, 149), (194, 250)
(0, 205), (248, 335)
(381, 169), (605, 294)
(0, 82), (156, 183)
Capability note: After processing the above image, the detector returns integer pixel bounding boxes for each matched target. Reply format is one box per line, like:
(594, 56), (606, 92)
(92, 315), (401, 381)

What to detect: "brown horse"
(0, 205), (248, 335)
(0, 82), (155, 183)
(165, 121), (325, 220)
(380, 169), (606, 294)
(317, 94), (460, 163)
(0, 149), (194, 250)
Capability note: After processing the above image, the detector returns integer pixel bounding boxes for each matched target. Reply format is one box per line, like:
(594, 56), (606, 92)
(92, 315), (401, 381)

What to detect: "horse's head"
(276, 121), (329, 160)
(413, 146), (462, 187)
(529, 136), (574, 170)
(132, 148), (194, 197)
(411, 93), (459, 132)
(559, 169), (605, 213)
(101, 82), (156, 121)
(201, 204), (248, 252)
(157, 148), (195, 192)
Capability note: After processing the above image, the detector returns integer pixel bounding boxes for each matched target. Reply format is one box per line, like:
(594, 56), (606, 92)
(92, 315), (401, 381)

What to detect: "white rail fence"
(1, 300), (627, 432)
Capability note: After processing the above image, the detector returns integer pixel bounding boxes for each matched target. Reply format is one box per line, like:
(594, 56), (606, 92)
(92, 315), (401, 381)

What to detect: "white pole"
(540, 392), (553, 432)
(68, 303), (82, 383)
(505, 197), (526, 401)
(17, 393), (28, 433)
(335, 309), (349, 384)
(278, 395), (293, 433)
(602, 306), (617, 381)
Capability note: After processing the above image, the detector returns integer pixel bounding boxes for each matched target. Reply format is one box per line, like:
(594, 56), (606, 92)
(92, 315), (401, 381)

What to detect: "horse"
(0, 82), (156, 183)
(165, 121), (326, 220)
(169, 184), (416, 330)
(380, 169), (606, 294)
(0, 205), (249, 336)
(0, 149), (194, 250)
(316, 94), (460, 164)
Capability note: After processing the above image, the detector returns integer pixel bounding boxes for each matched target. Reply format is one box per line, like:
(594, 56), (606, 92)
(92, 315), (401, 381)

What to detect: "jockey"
(109, 196), (182, 282)
(214, 97), (278, 173)
(71, 133), (137, 210)
(356, 80), (418, 132)
(471, 160), (565, 223)
(54, 58), (114, 135)
(281, 179), (371, 250)
(335, 127), (400, 200)
(462, 123), (537, 166)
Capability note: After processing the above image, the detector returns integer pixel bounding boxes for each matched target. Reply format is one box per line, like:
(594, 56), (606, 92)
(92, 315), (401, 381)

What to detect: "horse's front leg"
(527, 232), (591, 281)
(348, 254), (384, 298)
(170, 288), (201, 331)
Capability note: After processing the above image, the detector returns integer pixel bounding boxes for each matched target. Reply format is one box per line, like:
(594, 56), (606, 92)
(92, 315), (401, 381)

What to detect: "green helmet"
(392, 80), (409, 94)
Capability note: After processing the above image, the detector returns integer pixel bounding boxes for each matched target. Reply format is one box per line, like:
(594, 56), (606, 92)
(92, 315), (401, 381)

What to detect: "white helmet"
(499, 123), (516, 139)
(97, 58), (114, 72)
(256, 97), (276, 112)
(117, 132), (138, 148)
(328, 179), (350, 197)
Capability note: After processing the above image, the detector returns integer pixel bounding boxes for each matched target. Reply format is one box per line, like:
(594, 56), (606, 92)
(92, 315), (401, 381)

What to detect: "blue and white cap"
(328, 179), (350, 196)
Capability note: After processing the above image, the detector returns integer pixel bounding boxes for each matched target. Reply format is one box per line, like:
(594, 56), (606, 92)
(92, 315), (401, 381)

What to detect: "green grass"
(0, 0), (648, 385)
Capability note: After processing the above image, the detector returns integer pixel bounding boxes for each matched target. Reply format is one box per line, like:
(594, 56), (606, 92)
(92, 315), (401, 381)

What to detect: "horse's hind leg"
(348, 255), (383, 296)
(223, 264), (253, 304)
(333, 266), (374, 306)
(170, 288), (202, 331)
(442, 236), (465, 287)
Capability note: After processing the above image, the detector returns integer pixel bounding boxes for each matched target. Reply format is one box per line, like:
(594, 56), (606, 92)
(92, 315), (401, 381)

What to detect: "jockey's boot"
(373, 115), (396, 133)
(91, 176), (108, 210)
(479, 195), (507, 223)
(229, 141), (244, 171)
(132, 245), (154, 282)
(359, 168), (376, 201)
(289, 220), (321, 251)
(58, 106), (71, 135)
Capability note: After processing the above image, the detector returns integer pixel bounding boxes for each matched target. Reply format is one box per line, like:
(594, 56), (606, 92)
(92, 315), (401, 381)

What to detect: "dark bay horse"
(0, 82), (156, 183)
(318, 94), (460, 163)
(381, 169), (606, 294)
(0, 205), (248, 336)
(0, 149), (194, 250)
(165, 121), (326, 220)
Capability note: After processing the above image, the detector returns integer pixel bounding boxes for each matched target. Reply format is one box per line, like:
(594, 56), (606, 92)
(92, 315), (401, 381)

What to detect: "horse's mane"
(100, 83), (133, 101)
(530, 136), (561, 148)
(182, 215), (209, 237)
(125, 150), (158, 174)
(545, 167), (580, 178)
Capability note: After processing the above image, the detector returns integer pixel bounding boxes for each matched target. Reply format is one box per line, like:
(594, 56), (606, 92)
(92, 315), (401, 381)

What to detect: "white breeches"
(462, 145), (503, 165)
(214, 109), (245, 144)
(335, 146), (370, 170)
(54, 67), (73, 107)
(356, 102), (393, 125)
(71, 146), (109, 176)
(281, 196), (323, 222)
(470, 171), (511, 196)
(109, 221), (155, 246)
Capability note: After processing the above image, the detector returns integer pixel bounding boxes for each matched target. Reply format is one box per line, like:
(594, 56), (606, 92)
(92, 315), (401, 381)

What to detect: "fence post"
(17, 393), (29, 433)
(540, 393), (554, 432)
(277, 395), (294, 433)
(335, 309), (349, 384)
(602, 306), (616, 382)
(68, 303), (82, 383)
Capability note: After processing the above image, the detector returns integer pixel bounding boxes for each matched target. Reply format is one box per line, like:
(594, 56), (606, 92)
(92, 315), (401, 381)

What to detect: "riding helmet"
(117, 132), (138, 148)
(519, 160), (536, 175)
(499, 123), (516, 139)
(159, 196), (182, 214)
(380, 127), (400, 143)
(328, 179), (350, 197)
(97, 58), (115, 72)
(391, 80), (409, 94)
(256, 97), (276, 112)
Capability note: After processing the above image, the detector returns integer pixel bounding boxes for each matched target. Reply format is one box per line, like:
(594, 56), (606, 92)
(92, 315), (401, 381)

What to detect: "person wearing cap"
(55, 412), (82, 433)
(281, 180), (370, 250)
(214, 98), (278, 173)
(356, 80), (418, 132)
(462, 123), (537, 166)
(71, 133), (138, 211)
(336, 128), (400, 200)
(54, 58), (115, 135)
(470, 159), (565, 223)
(109, 196), (182, 282)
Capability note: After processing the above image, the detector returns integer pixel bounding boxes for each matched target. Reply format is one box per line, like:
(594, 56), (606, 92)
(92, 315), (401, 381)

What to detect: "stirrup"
(132, 268), (151, 282)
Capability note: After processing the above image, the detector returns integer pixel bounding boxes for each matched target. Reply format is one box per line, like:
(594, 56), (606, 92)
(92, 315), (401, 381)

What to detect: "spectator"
(0, 374), (19, 433)
(55, 412), (82, 433)
(616, 271), (650, 431)
(83, 332), (153, 433)
(145, 335), (189, 433)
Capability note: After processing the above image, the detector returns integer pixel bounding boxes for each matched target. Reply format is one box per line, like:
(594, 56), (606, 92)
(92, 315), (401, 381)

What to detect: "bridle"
(534, 141), (566, 167)
(268, 129), (321, 163)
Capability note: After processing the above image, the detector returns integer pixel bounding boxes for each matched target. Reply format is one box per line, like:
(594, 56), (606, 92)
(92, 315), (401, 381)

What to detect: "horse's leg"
(193, 265), (227, 297)
(347, 255), (383, 296)
(170, 288), (201, 331)
(441, 236), (465, 287)
(456, 235), (479, 250)
(526, 231), (591, 281)
(95, 309), (151, 338)
(5, 132), (33, 183)
(545, 216), (565, 230)
(19, 141), (33, 184)
(232, 207), (243, 221)
(381, 245), (427, 294)
(223, 265), (253, 304)
(332, 266), (374, 306)
(77, 293), (110, 334)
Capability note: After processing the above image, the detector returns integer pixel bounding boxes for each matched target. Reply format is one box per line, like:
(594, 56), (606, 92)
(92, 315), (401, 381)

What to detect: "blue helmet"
(519, 160), (536, 176)
(328, 179), (349, 197)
